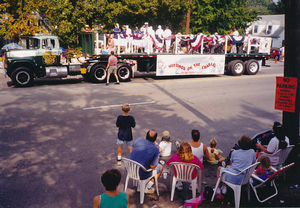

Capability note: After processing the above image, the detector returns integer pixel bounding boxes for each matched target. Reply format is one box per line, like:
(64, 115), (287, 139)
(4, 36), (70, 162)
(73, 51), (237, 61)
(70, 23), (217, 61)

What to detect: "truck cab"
(4, 35), (63, 86)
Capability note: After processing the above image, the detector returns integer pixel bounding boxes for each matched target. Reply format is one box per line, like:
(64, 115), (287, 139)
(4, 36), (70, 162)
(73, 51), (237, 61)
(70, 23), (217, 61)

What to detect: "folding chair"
(122, 157), (159, 204)
(250, 162), (295, 203)
(169, 162), (202, 201)
(211, 162), (260, 208)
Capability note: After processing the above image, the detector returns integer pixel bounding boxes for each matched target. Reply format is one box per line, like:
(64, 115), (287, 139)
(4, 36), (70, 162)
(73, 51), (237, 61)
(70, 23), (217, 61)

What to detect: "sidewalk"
(123, 149), (299, 208)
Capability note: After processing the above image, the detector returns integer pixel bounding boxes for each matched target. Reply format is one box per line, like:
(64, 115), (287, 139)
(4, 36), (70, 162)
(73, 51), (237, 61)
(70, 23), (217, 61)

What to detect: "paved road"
(0, 61), (288, 208)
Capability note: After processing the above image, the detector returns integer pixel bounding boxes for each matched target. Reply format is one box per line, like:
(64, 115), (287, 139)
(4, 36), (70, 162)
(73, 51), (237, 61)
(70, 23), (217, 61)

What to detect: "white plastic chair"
(250, 162), (294, 203)
(122, 157), (159, 204)
(169, 162), (202, 201)
(211, 162), (260, 208)
(259, 145), (294, 168)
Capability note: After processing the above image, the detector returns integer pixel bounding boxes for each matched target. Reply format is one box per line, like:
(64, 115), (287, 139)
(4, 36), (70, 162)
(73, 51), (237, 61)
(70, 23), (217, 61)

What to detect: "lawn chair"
(250, 162), (295, 203)
(211, 162), (260, 208)
(122, 157), (159, 204)
(169, 162), (202, 201)
(259, 145), (294, 175)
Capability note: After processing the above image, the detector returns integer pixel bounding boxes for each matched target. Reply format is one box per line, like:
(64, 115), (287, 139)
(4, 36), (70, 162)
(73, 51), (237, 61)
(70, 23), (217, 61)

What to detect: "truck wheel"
(230, 60), (245, 76)
(117, 65), (132, 82)
(244, 59), (259, 75)
(90, 65), (106, 83)
(12, 67), (34, 87)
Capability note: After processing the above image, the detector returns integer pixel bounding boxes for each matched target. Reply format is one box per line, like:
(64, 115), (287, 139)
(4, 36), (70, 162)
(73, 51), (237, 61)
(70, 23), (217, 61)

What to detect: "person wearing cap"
(113, 23), (121, 39)
(84, 24), (92, 32)
(130, 129), (163, 194)
(243, 31), (251, 53)
(210, 32), (222, 54)
(158, 131), (172, 157)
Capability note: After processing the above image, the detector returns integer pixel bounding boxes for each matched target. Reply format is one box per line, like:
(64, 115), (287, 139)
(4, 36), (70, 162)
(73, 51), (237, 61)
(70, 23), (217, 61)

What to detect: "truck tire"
(90, 64), (107, 83)
(230, 60), (245, 76)
(11, 67), (34, 87)
(117, 65), (132, 82)
(244, 59), (259, 75)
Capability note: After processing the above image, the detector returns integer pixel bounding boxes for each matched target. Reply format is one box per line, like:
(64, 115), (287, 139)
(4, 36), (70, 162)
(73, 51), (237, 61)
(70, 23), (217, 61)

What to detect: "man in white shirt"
(164, 26), (172, 53)
(155, 25), (164, 53)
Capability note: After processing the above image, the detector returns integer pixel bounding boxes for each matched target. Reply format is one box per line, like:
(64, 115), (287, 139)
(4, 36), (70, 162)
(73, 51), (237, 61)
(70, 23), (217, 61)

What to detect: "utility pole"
(185, 0), (191, 35)
(283, 0), (300, 180)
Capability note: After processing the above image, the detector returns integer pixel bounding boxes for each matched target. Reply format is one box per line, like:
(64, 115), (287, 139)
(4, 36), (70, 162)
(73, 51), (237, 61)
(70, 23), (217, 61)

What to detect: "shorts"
(156, 163), (162, 173)
(108, 65), (117, 74)
(116, 138), (133, 146)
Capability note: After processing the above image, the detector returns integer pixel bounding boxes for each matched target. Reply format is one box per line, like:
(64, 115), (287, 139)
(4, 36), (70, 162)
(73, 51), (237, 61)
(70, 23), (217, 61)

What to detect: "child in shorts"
(206, 138), (225, 165)
(116, 103), (136, 165)
(158, 131), (172, 157)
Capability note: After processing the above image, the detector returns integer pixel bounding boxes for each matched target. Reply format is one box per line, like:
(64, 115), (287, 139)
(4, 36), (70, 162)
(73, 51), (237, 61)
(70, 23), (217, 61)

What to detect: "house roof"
(248, 15), (284, 38)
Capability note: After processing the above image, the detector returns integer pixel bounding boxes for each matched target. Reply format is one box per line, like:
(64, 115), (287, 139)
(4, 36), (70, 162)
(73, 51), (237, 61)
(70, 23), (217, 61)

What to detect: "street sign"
(275, 77), (297, 112)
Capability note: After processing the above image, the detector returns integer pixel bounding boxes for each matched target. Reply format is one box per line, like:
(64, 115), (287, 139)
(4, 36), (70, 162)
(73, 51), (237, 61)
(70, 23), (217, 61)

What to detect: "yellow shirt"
(207, 147), (220, 165)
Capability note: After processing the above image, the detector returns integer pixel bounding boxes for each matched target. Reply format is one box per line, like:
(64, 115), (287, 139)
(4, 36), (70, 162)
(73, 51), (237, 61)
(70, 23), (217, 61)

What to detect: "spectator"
(206, 138), (225, 165)
(256, 121), (289, 165)
(116, 103), (136, 165)
(105, 51), (120, 85)
(158, 131), (172, 157)
(130, 129), (163, 194)
(216, 135), (255, 194)
(166, 141), (204, 190)
(190, 129), (209, 163)
(252, 156), (274, 186)
(93, 169), (129, 208)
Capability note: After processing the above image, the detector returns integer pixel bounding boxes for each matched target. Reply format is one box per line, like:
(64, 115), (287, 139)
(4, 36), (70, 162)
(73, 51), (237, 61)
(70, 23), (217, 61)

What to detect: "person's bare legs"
(113, 73), (119, 83)
(117, 145), (123, 157)
(128, 145), (133, 154)
(106, 72), (111, 84)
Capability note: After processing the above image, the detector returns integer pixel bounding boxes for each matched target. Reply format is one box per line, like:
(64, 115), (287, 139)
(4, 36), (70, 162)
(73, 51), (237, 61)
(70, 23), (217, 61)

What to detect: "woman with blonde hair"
(166, 141), (204, 190)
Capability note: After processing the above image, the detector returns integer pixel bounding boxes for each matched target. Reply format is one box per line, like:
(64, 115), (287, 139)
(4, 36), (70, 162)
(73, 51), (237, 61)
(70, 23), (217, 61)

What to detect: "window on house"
(254, 25), (258, 34)
(267, 25), (272, 34)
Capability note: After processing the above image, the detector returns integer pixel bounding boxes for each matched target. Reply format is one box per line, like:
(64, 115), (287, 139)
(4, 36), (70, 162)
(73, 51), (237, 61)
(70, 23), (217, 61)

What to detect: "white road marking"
(83, 101), (156, 110)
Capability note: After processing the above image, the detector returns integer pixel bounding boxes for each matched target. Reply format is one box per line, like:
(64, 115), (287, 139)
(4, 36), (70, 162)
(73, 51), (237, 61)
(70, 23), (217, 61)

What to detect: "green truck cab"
(4, 35), (67, 87)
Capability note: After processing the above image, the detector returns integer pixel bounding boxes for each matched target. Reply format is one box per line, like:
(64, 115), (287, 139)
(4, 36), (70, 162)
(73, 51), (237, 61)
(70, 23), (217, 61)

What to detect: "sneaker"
(175, 182), (183, 190)
(116, 160), (122, 166)
(221, 185), (227, 195)
(115, 82), (120, 84)
(221, 160), (226, 167)
(175, 141), (180, 149)
(106, 83), (109, 86)
(144, 187), (155, 194)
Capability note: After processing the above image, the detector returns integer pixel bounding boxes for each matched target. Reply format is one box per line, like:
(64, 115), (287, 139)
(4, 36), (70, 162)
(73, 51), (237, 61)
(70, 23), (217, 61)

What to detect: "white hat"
(246, 31), (249, 34)
(145, 22), (148, 25)
(158, 25), (161, 29)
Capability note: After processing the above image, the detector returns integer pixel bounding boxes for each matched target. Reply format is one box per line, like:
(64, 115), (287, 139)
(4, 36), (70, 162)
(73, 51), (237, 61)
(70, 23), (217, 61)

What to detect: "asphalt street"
(1, 61), (297, 208)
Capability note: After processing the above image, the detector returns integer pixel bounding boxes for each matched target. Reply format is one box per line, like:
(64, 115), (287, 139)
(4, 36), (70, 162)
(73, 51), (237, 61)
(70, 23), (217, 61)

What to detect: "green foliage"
(0, 0), (51, 41)
(247, 0), (284, 15)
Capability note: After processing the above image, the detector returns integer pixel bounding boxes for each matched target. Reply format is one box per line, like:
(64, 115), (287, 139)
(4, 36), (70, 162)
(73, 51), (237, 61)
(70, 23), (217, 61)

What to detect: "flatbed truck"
(3, 34), (270, 87)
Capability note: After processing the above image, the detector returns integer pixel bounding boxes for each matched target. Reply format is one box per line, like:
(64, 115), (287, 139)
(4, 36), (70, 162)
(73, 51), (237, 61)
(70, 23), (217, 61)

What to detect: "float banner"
(275, 77), (297, 113)
(258, 37), (272, 54)
(156, 55), (225, 76)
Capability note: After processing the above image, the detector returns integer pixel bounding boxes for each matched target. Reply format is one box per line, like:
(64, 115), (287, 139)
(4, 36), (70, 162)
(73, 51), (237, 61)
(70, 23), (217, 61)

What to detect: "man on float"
(141, 22), (150, 53)
(164, 26), (172, 53)
(125, 25), (133, 53)
(155, 25), (164, 53)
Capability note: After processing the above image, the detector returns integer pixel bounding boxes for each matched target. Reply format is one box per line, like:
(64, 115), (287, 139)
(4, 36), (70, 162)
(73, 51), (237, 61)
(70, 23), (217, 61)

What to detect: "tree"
(0, 0), (51, 42)
(190, 0), (259, 35)
(247, 0), (285, 15)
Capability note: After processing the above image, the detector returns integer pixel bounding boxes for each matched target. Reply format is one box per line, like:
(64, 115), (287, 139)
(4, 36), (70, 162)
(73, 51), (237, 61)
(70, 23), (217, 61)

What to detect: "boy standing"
(116, 103), (136, 165)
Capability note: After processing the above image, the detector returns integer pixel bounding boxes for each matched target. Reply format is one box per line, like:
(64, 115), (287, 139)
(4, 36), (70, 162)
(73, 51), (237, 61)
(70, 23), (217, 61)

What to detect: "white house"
(246, 15), (284, 48)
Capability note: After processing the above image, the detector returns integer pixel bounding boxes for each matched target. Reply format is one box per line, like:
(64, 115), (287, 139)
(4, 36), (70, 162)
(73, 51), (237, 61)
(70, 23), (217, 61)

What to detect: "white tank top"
(191, 143), (204, 163)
